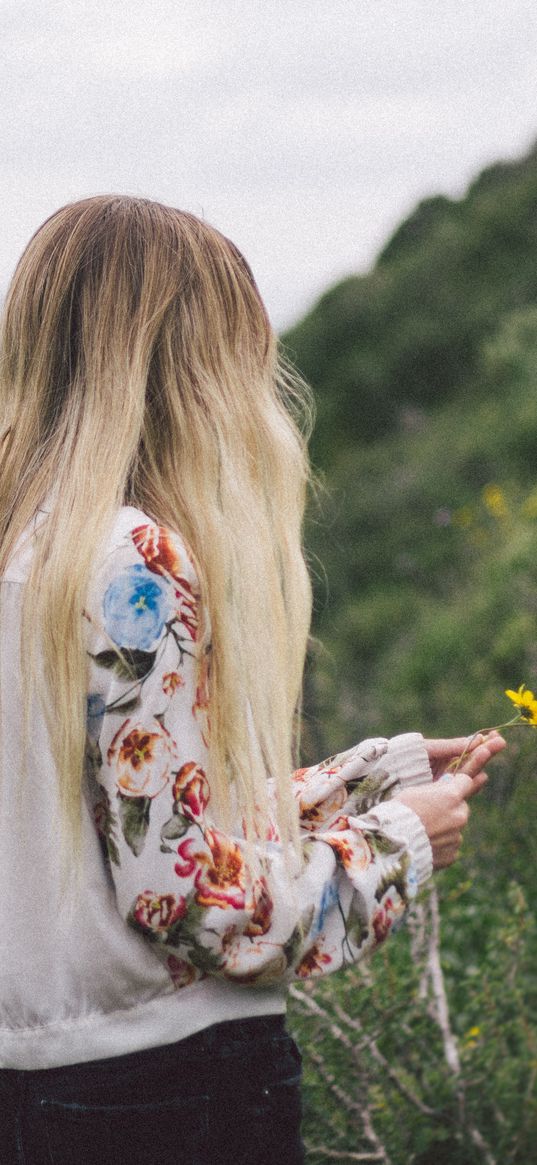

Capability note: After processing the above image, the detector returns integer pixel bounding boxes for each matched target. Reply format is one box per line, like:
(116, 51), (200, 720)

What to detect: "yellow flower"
(451, 682), (537, 778)
(482, 483), (508, 520)
(505, 684), (537, 725)
(463, 1024), (482, 1051)
(522, 491), (537, 519)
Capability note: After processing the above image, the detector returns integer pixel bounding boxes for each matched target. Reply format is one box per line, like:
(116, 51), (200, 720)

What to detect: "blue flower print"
(87, 693), (106, 742)
(103, 564), (173, 650)
(406, 862), (419, 900)
(313, 877), (340, 937)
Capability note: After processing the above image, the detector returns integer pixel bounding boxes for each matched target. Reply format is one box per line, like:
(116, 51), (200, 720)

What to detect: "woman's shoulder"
(86, 506), (202, 654)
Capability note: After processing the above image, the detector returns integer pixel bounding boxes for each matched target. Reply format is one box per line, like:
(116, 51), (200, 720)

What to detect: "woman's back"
(0, 507), (184, 1067)
(0, 196), (503, 1162)
(0, 502), (297, 1070)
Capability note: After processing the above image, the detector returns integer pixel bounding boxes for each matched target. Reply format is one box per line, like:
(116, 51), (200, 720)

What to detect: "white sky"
(1, 0), (537, 329)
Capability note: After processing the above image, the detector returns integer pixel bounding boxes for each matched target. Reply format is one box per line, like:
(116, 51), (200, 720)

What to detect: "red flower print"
(132, 525), (184, 581)
(295, 940), (332, 978)
(194, 829), (246, 910)
(108, 718), (176, 799)
(163, 671), (185, 696)
(166, 955), (199, 990)
(328, 836), (354, 866)
(174, 838), (201, 878)
(192, 652), (210, 745)
(330, 815), (350, 832)
(372, 891), (405, 945)
(133, 891), (187, 934)
(299, 784), (347, 830)
(173, 576), (199, 641)
(132, 525), (199, 640)
(172, 762), (210, 823)
(244, 876), (273, 937)
(328, 831), (373, 873)
(174, 831), (245, 911)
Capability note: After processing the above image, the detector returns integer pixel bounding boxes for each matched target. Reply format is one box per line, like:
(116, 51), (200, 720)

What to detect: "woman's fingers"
(424, 736), (477, 778)
(442, 772), (474, 800)
(397, 772), (480, 869)
(456, 735), (506, 778)
(463, 770), (488, 797)
(425, 737), (477, 761)
(437, 766), (488, 800)
(424, 732), (505, 779)
(433, 839), (464, 869)
(398, 733), (506, 870)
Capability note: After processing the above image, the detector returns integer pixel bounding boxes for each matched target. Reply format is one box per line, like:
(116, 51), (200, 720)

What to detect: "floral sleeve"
(292, 732), (433, 827)
(84, 517), (432, 988)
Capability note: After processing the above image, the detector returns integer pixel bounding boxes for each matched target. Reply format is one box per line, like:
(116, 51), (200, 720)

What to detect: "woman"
(0, 196), (504, 1164)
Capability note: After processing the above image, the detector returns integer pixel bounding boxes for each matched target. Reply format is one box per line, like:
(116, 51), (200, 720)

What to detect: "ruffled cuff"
(367, 799), (433, 888)
(385, 733), (433, 790)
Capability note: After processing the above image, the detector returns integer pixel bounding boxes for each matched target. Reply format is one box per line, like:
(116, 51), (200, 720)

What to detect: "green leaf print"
(284, 907), (315, 966)
(161, 813), (190, 840)
(184, 937), (223, 975)
(374, 854), (411, 906)
(91, 648), (157, 680)
(108, 695), (141, 716)
(117, 792), (151, 856)
(346, 771), (389, 799)
(160, 812), (190, 853)
(106, 833), (121, 868)
(85, 740), (103, 783)
(95, 784), (121, 867)
(363, 830), (404, 859)
(346, 893), (370, 949)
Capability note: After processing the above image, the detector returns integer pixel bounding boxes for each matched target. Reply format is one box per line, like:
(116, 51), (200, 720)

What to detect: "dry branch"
(307, 1045), (392, 1165)
(305, 1145), (386, 1161)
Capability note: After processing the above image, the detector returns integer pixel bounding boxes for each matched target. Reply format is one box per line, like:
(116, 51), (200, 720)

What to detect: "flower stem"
(448, 715), (527, 774)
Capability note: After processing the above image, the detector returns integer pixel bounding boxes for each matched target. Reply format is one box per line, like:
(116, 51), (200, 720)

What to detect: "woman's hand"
(423, 731), (505, 780)
(397, 736), (506, 869)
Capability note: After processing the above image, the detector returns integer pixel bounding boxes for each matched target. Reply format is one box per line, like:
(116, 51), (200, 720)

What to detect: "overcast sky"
(2, 1), (537, 330)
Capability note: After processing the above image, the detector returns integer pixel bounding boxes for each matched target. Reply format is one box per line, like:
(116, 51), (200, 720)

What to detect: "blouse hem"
(0, 980), (287, 1071)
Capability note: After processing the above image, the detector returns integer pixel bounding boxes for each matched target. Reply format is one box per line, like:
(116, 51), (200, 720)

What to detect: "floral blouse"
(84, 515), (433, 991)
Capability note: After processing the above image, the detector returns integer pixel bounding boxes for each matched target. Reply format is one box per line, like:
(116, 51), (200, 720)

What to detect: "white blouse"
(0, 506), (432, 1069)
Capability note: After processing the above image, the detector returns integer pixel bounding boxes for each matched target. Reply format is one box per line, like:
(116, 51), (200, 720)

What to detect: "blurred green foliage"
(284, 143), (537, 1163)
(290, 873), (537, 1163)
(290, 147), (537, 762)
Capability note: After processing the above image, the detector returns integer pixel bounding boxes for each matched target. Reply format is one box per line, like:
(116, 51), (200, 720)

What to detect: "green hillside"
(283, 143), (537, 760)
(285, 146), (537, 1161)
(285, 143), (537, 459)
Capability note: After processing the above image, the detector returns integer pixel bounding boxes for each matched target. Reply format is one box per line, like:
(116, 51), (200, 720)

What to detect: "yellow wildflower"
(505, 684), (537, 725)
(462, 1025), (482, 1052)
(522, 490), (537, 519)
(450, 682), (537, 775)
(482, 483), (508, 520)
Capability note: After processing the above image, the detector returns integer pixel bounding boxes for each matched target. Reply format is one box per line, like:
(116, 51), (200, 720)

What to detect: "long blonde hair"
(0, 195), (313, 855)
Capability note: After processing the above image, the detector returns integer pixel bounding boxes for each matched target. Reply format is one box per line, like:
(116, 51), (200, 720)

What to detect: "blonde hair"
(0, 195), (313, 856)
